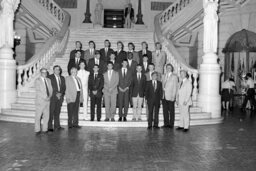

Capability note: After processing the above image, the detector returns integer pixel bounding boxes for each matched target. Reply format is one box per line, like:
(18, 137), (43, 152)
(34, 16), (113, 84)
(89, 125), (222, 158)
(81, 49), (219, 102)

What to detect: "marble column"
(0, 0), (20, 110)
(198, 0), (221, 118)
(83, 0), (92, 23)
(135, 0), (144, 24)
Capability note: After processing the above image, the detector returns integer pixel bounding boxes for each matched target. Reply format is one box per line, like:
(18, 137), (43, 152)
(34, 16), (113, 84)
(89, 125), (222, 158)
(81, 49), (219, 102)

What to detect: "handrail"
(17, 2), (71, 93)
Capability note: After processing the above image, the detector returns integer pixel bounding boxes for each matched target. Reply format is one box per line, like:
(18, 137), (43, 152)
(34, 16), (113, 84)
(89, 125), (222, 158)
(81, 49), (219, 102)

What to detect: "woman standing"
(77, 61), (90, 120)
(152, 42), (166, 80)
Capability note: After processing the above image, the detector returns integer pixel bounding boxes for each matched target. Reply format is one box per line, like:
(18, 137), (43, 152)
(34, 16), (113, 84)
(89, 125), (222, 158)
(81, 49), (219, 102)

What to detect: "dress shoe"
(90, 119), (94, 121)
(132, 118), (136, 121)
(48, 129), (54, 132)
(138, 118), (142, 121)
(41, 131), (48, 134)
(123, 117), (127, 122)
(176, 127), (184, 130)
(118, 117), (122, 122)
(105, 118), (110, 121)
(161, 125), (169, 129)
(35, 131), (41, 136)
(57, 127), (64, 130)
(168, 125), (174, 129)
(73, 125), (82, 129)
(183, 129), (189, 132)
(111, 118), (115, 122)
(68, 126), (73, 129)
(80, 103), (83, 107)
(153, 126), (160, 129)
(147, 126), (152, 130)
(97, 119), (101, 122)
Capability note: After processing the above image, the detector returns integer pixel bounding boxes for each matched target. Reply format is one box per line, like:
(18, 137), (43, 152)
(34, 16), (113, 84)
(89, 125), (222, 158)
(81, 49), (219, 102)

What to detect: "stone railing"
(159, 0), (195, 27)
(17, 6), (70, 93)
(154, 13), (199, 103)
(38, 0), (65, 25)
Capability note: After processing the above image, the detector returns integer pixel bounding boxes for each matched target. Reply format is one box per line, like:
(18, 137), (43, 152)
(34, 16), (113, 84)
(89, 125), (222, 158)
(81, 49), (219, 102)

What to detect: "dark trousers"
(90, 95), (102, 120)
(118, 90), (129, 117)
(48, 97), (63, 129)
(67, 92), (80, 127)
(148, 102), (160, 127)
(242, 89), (256, 109)
(162, 99), (175, 127)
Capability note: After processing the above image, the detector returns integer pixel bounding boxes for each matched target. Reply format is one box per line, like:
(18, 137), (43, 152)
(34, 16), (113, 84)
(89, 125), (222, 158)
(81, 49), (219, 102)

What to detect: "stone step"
(1, 109), (210, 121)
(0, 113), (223, 127)
(11, 102), (202, 114)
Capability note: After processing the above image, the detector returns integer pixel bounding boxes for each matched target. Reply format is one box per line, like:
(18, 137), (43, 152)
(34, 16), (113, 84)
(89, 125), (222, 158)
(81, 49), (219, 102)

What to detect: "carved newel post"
(0, 0), (20, 110)
(198, 0), (221, 118)
(135, 0), (144, 24)
(83, 0), (92, 23)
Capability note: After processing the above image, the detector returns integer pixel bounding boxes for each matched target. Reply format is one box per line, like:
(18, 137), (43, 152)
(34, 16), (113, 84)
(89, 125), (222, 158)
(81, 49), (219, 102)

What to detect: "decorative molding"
(53, 0), (77, 8)
(151, 2), (172, 11)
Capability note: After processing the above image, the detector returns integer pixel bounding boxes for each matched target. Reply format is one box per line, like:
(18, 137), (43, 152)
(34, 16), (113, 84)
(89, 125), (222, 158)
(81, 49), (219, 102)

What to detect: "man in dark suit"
(145, 72), (163, 129)
(87, 50), (106, 74)
(118, 59), (132, 122)
(110, 52), (121, 71)
(67, 50), (86, 75)
(141, 54), (149, 74)
(138, 41), (152, 64)
(48, 65), (66, 131)
(128, 42), (139, 63)
(69, 41), (85, 59)
(88, 64), (104, 121)
(115, 41), (127, 65)
(100, 39), (114, 62)
(127, 52), (137, 75)
(131, 64), (146, 121)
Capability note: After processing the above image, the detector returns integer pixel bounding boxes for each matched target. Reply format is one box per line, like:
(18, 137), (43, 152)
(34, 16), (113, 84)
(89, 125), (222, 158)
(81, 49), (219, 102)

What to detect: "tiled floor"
(0, 108), (256, 171)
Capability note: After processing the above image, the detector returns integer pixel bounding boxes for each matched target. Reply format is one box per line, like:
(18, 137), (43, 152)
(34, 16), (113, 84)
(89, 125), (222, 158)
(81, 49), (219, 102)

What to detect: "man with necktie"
(161, 64), (179, 129)
(65, 67), (84, 128)
(88, 64), (104, 121)
(34, 68), (53, 135)
(128, 42), (139, 64)
(69, 41), (85, 59)
(88, 50), (107, 74)
(141, 54), (149, 74)
(84, 41), (96, 64)
(138, 41), (152, 64)
(67, 50), (86, 75)
(103, 62), (119, 121)
(100, 39), (114, 62)
(115, 41), (127, 65)
(118, 59), (132, 122)
(145, 72), (162, 129)
(48, 65), (66, 132)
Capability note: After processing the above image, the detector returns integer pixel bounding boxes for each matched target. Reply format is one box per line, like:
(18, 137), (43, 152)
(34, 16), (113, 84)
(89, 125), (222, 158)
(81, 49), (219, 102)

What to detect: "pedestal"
(198, 53), (221, 118)
(133, 24), (147, 30)
(80, 23), (94, 29)
(0, 47), (17, 110)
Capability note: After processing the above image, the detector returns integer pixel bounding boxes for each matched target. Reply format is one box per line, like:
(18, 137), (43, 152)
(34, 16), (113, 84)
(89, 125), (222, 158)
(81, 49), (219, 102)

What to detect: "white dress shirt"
(72, 76), (81, 91)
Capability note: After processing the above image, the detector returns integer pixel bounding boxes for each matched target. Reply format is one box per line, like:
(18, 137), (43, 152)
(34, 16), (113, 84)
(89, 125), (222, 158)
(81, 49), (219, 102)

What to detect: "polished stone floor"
(1, 108), (256, 171)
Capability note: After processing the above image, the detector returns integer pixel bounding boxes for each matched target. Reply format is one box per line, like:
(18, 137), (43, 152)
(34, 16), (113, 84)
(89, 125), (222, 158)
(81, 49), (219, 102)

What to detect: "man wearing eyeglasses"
(35, 68), (53, 135)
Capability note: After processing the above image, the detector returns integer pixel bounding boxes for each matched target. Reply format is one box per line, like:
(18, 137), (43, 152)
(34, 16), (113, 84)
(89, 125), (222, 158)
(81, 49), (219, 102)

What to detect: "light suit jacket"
(103, 70), (119, 95)
(177, 78), (192, 106)
(65, 76), (84, 104)
(35, 77), (53, 104)
(162, 73), (179, 101)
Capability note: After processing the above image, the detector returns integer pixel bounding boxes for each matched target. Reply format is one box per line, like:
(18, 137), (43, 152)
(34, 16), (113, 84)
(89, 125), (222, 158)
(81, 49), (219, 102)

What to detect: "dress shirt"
(247, 78), (255, 88)
(108, 70), (113, 81)
(128, 59), (132, 67)
(95, 58), (99, 65)
(122, 68), (127, 77)
(72, 76), (81, 91)
(54, 74), (61, 91)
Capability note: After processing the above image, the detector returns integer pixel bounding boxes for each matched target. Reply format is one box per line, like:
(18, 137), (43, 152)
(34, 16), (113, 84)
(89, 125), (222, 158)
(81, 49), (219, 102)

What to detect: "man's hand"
(93, 90), (97, 95)
(56, 93), (62, 99)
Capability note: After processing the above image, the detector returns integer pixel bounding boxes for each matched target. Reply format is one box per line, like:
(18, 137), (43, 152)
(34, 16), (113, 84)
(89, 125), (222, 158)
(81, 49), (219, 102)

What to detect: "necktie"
(44, 78), (50, 97)
(138, 73), (141, 82)
(144, 62), (147, 70)
(75, 77), (81, 90)
(153, 81), (156, 91)
(123, 69), (126, 78)
(57, 76), (61, 91)
(108, 71), (112, 81)
(180, 81), (183, 89)
(94, 74), (97, 80)
(105, 48), (108, 56)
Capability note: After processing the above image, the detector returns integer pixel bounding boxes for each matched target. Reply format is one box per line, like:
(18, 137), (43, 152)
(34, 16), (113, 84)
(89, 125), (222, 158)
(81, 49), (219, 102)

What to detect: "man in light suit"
(48, 65), (66, 132)
(176, 70), (192, 132)
(118, 59), (132, 122)
(65, 67), (84, 128)
(162, 64), (179, 129)
(99, 39), (114, 62)
(103, 62), (119, 121)
(84, 40), (96, 64)
(35, 68), (53, 135)
(145, 72), (163, 129)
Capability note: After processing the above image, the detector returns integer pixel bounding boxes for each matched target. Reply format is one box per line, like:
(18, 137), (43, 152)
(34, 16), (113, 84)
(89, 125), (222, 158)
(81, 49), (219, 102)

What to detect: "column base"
(0, 48), (17, 110)
(133, 24), (147, 30)
(198, 59), (221, 118)
(93, 24), (103, 28)
(80, 23), (94, 29)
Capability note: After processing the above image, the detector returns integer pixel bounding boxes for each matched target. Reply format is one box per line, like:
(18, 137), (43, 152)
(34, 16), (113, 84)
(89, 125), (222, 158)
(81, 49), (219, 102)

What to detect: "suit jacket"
(67, 58), (86, 75)
(131, 73), (146, 97)
(128, 51), (139, 64)
(35, 77), (53, 104)
(124, 7), (134, 19)
(118, 68), (132, 90)
(69, 49), (85, 59)
(141, 62), (149, 74)
(162, 73), (179, 101)
(87, 58), (107, 74)
(99, 48), (114, 62)
(65, 76), (84, 104)
(103, 70), (119, 95)
(145, 80), (163, 105)
(88, 73), (104, 97)
(145, 71), (162, 81)
(115, 50), (127, 64)
(127, 59), (137, 75)
(110, 60), (121, 71)
(138, 50), (152, 64)
(177, 78), (192, 106)
(84, 49), (96, 64)
(48, 74), (66, 102)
